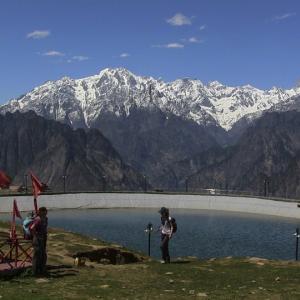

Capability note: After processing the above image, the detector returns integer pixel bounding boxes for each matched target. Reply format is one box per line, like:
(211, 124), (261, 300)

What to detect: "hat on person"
(158, 207), (169, 214)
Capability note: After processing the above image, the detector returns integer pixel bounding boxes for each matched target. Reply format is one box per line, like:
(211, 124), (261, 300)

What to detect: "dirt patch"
(73, 247), (144, 265)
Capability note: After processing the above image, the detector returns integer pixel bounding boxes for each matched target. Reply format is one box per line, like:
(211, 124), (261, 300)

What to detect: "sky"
(0, 0), (299, 103)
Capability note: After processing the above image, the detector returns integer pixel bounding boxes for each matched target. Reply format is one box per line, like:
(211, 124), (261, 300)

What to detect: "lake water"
(1, 208), (300, 260)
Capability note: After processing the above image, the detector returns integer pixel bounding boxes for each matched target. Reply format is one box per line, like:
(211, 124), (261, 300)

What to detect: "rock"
(169, 279), (174, 284)
(181, 280), (192, 283)
(275, 277), (280, 281)
(74, 257), (86, 267)
(35, 278), (49, 283)
(197, 292), (208, 297)
(165, 272), (173, 275)
(111, 244), (122, 249)
(248, 257), (268, 262)
(100, 258), (111, 265)
(100, 285), (110, 289)
(140, 265), (149, 269)
(189, 290), (195, 295)
(186, 256), (198, 261)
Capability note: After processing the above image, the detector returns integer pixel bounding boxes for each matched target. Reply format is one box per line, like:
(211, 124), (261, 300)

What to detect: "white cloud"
(42, 50), (65, 57)
(272, 13), (296, 21)
(166, 13), (192, 26)
(199, 25), (206, 31)
(188, 37), (201, 43)
(72, 55), (89, 61)
(166, 43), (184, 48)
(120, 53), (130, 58)
(27, 30), (50, 39)
(153, 43), (184, 48)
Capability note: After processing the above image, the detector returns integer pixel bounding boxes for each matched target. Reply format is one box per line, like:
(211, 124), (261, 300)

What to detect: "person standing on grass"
(158, 207), (174, 264)
(30, 206), (48, 276)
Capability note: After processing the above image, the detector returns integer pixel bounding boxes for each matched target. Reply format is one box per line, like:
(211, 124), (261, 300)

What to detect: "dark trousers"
(32, 236), (47, 276)
(160, 234), (170, 263)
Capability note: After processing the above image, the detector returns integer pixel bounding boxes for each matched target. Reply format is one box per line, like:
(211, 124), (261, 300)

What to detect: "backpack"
(23, 216), (35, 240)
(169, 217), (177, 233)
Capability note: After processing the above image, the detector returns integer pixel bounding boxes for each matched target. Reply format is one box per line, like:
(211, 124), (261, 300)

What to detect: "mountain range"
(1, 68), (300, 195)
(1, 68), (300, 131)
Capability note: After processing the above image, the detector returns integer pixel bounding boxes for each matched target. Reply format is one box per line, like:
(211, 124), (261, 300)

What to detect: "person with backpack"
(29, 207), (48, 276)
(158, 207), (177, 264)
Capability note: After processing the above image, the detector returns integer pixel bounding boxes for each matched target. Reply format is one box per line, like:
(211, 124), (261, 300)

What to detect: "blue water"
(1, 208), (300, 260)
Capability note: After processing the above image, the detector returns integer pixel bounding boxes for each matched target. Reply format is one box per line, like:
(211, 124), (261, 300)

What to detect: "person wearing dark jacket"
(30, 207), (48, 276)
(158, 207), (174, 264)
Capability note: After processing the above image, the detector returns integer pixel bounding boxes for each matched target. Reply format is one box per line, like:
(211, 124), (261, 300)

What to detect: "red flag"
(0, 170), (11, 188)
(13, 199), (22, 219)
(30, 172), (43, 198)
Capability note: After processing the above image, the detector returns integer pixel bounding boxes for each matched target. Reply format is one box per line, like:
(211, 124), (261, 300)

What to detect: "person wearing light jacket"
(158, 207), (174, 264)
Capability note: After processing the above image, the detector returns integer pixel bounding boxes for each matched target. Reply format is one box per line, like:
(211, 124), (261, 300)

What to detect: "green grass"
(1, 259), (300, 299)
(1, 221), (300, 299)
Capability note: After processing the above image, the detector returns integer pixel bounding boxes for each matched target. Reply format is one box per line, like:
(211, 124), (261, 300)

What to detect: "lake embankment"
(1, 192), (300, 219)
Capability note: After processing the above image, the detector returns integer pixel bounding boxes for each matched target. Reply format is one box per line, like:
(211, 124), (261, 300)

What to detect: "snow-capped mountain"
(1, 68), (300, 130)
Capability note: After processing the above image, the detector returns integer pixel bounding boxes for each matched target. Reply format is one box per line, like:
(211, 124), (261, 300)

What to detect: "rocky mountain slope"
(0, 111), (144, 191)
(92, 106), (222, 188)
(185, 111), (300, 198)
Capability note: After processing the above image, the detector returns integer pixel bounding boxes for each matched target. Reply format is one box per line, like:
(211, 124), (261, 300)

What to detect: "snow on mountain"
(1, 68), (300, 130)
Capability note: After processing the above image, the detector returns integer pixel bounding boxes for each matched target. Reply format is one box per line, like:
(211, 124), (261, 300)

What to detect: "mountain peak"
(99, 67), (136, 78)
(57, 76), (73, 84)
(208, 80), (224, 87)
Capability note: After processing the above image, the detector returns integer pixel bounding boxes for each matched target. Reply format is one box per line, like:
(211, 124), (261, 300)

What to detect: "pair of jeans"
(32, 235), (47, 276)
(160, 234), (170, 263)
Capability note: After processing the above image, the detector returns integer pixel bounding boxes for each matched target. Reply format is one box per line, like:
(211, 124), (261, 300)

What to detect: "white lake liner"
(0, 193), (300, 219)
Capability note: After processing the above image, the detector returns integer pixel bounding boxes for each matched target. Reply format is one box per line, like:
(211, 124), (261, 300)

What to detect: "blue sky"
(0, 0), (299, 103)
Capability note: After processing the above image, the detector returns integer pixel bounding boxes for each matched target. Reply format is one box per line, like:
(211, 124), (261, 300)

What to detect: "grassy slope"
(1, 221), (300, 299)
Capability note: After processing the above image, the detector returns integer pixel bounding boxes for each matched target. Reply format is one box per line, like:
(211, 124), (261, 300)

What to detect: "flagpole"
(11, 200), (16, 239)
(11, 200), (18, 268)
(34, 197), (38, 214)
